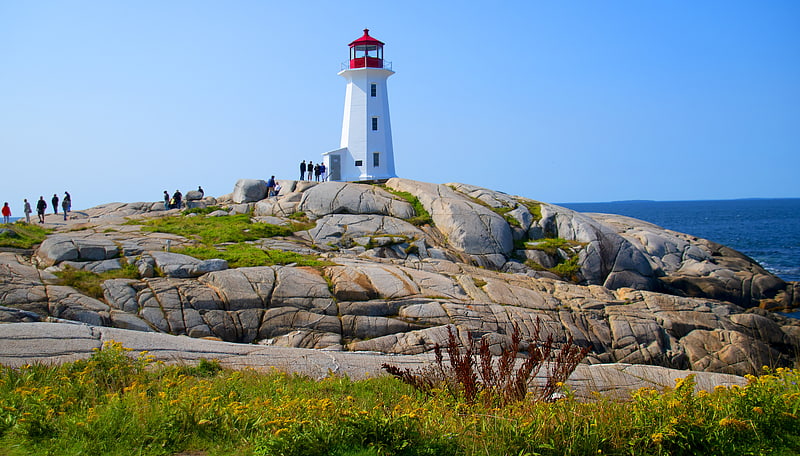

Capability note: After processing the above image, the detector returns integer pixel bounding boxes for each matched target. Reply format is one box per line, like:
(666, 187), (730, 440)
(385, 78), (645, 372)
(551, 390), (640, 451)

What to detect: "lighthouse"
(324, 29), (396, 182)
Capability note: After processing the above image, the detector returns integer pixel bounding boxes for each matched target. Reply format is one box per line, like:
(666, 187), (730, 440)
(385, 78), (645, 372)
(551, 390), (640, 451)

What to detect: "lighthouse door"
(329, 155), (341, 181)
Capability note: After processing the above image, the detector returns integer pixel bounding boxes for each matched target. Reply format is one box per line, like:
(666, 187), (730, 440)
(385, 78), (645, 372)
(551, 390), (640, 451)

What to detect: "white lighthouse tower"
(324, 29), (396, 182)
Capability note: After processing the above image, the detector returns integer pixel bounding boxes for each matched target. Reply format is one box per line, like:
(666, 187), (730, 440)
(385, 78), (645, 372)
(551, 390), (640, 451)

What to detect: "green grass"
(182, 205), (222, 216)
(380, 188), (433, 226)
(54, 261), (140, 299)
(524, 237), (581, 255)
(137, 214), (295, 244)
(0, 222), (50, 249)
(1, 342), (799, 456)
(519, 200), (542, 222)
(521, 238), (585, 280)
(175, 243), (332, 269)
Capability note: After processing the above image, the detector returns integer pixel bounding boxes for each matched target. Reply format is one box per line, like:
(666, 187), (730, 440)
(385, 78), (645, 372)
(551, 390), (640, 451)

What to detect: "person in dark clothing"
(314, 164), (321, 182)
(172, 190), (182, 209)
(63, 192), (71, 212)
(300, 160), (306, 180)
(36, 197), (47, 223)
(266, 176), (276, 197)
(198, 186), (204, 197)
(61, 198), (69, 221)
(164, 191), (170, 210)
(52, 194), (59, 214)
(307, 161), (313, 181)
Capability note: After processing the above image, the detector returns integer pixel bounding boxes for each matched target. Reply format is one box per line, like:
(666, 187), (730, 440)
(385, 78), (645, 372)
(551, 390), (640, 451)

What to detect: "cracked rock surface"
(1, 178), (798, 381)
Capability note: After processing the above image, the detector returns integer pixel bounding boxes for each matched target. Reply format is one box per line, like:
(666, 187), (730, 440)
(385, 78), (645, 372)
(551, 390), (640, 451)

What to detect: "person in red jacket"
(2, 202), (11, 224)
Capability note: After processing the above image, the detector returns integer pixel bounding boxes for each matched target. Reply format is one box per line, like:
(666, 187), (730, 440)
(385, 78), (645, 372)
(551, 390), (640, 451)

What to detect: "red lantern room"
(349, 29), (385, 69)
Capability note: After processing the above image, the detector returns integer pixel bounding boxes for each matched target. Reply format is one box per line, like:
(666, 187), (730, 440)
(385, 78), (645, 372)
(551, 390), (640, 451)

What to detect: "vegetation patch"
(181, 205), (222, 216)
(137, 214), (295, 245)
(524, 238), (582, 255)
(54, 260), (140, 299)
(0, 223), (50, 249)
(381, 187), (433, 226)
(519, 200), (542, 222)
(521, 238), (585, 280)
(175, 243), (332, 269)
(1, 341), (799, 455)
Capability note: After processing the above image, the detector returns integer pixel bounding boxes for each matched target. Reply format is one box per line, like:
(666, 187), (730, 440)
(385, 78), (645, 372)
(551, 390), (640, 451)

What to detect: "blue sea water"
(559, 199), (800, 283)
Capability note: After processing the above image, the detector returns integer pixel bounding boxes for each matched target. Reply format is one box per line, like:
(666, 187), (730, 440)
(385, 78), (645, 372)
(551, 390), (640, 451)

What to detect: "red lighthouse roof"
(349, 29), (384, 47)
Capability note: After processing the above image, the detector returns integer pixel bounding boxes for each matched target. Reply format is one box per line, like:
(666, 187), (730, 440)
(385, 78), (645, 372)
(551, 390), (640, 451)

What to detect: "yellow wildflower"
(651, 432), (664, 444)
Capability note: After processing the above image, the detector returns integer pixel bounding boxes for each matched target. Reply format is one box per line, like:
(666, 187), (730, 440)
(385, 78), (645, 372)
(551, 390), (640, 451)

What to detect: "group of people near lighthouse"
(1, 192), (72, 225)
(299, 160), (327, 182)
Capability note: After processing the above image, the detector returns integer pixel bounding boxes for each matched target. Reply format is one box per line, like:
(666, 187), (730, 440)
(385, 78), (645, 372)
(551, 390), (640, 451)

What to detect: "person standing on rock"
(1, 202), (10, 224)
(266, 175), (276, 197)
(61, 198), (69, 220)
(314, 163), (321, 182)
(36, 197), (46, 223)
(163, 191), (170, 210)
(300, 160), (306, 180)
(307, 161), (313, 180)
(51, 194), (59, 215)
(198, 186), (204, 198)
(172, 190), (182, 209)
(320, 162), (327, 181)
(23, 199), (31, 223)
(63, 192), (71, 213)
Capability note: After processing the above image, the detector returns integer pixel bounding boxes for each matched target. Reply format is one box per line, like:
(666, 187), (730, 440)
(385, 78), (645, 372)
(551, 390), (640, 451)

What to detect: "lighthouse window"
(373, 152), (380, 167)
(370, 84), (377, 97)
(371, 117), (379, 131)
(355, 160), (363, 167)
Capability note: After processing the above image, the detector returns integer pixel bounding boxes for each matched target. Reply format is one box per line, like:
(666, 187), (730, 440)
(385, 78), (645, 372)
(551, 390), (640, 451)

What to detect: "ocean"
(560, 198), (800, 283)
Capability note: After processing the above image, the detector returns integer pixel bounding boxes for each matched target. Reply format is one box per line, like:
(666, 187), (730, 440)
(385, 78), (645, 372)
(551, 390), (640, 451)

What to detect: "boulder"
(298, 181), (415, 219)
(232, 179), (268, 203)
(148, 251), (227, 278)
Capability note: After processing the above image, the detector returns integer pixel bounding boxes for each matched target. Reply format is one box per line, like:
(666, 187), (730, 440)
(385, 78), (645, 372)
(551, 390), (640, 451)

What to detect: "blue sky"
(1, 1), (798, 213)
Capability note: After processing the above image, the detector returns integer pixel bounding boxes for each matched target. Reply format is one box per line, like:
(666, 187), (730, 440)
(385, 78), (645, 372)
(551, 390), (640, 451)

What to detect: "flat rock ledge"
(0, 322), (744, 400)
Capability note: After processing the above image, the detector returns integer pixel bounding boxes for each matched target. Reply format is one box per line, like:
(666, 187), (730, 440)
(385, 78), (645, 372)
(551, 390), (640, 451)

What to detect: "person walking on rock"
(36, 197), (46, 223)
(1, 202), (10, 224)
(23, 199), (31, 223)
(300, 160), (306, 180)
(52, 194), (59, 214)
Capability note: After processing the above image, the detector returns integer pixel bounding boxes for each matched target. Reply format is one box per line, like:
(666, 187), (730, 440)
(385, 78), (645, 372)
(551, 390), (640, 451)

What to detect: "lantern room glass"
(351, 45), (383, 60)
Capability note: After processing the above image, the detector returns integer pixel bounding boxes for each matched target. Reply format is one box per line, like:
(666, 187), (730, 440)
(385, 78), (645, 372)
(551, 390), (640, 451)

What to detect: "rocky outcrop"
(1, 178), (798, 381)
(0, 322), (747, 399)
